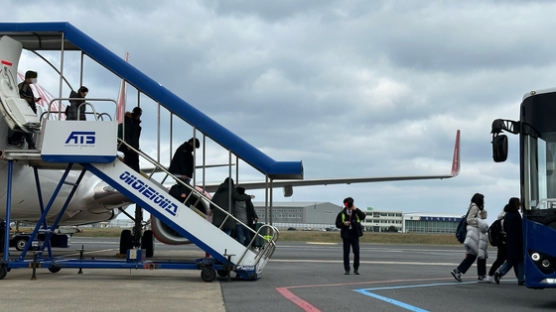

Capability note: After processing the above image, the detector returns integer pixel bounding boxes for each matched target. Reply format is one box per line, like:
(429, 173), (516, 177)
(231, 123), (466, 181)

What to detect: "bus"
(491, 88), (556, 288)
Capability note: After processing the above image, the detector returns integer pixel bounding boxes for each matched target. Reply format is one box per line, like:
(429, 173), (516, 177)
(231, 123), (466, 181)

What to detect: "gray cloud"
(5, 0), (552, 222)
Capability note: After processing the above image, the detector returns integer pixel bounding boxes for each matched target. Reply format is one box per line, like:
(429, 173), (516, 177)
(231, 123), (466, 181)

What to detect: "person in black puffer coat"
(494, 197), (524, 285)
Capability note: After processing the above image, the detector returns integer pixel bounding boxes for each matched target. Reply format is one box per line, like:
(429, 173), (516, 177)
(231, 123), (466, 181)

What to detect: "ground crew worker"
(335, 197), (365, 275)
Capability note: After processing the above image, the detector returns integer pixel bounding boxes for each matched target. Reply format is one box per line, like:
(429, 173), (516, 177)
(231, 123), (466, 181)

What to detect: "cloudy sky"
(6, 0), (556, 221)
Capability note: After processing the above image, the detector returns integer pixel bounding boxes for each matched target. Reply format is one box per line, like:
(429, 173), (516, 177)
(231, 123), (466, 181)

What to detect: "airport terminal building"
(361, 210), (461, 233)
(253, 202), (341, 230)
(402, 213), (461, 234)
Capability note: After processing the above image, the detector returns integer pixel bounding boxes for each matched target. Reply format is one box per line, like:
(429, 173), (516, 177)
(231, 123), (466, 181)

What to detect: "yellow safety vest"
(341, 212), (360, 223)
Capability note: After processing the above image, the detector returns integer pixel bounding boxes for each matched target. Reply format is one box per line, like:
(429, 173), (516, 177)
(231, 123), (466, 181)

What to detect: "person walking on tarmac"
(486, 204), (508, 282)
(335, 197), (365, 275)
(494, 197), (525, 285)
(451, 193), (489, 282)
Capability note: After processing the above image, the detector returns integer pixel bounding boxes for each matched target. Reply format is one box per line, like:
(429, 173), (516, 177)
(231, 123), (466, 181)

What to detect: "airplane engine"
(151, 193), (211, 245)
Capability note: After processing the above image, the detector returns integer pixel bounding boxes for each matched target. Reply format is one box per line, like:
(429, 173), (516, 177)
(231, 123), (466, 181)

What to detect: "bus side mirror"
(492, 134), (508, 162)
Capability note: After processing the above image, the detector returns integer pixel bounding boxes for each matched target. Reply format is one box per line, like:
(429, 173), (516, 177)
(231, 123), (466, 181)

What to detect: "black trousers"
(342, 235), (360, 272)
(488, 245), (507, 276)
(457, 253), (486, 276)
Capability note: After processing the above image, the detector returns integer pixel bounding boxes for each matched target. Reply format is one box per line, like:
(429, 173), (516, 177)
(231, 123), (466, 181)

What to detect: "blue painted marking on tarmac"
(355, 281), (477, 312)
(354, 289), (430, 312)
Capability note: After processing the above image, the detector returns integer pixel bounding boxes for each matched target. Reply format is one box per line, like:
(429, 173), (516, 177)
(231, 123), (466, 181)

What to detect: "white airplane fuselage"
(0, 117), (118, 225)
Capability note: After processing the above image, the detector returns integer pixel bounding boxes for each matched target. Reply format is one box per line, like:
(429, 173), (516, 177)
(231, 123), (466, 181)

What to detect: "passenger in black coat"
(494, 197), (524, 285)
(169, 138), (200, 183)
(211, 178), (251, 234)
(120, 107), (142, 172)
(504, 206), (523, 265)
(66, 86), (88, 120)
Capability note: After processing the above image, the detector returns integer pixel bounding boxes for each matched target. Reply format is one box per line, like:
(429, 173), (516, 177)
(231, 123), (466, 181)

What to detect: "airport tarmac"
(1, 238), (554, 312)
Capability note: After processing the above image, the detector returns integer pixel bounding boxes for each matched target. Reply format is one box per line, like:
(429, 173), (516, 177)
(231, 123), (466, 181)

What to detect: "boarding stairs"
(87, 140), (279, 278)
(0, 22), (301, 280)
(1, 116), (278, 280)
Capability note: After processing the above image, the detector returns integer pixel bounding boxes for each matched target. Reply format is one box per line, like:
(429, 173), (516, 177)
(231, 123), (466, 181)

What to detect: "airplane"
(0, 34), (460, 256)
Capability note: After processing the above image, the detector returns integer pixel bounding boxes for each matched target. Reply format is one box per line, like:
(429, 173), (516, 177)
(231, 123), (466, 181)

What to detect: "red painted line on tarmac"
(276, 277), (455, 312)
(276, 287), (321, 312)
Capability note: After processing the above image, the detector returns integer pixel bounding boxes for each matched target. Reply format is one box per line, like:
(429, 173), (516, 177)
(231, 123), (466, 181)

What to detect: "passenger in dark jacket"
(18, 71), (38, 114)
(66, 86), (88, 120)
(494, 197), (524, 285)
(211, 178), (251, 235)
(232, 187), (258, 246)
(9, 70), (39, 149)
(335, 197), (365, 275)
(487, 206), (507, 282)
(120, 107), (142, 171)
(169, 138), (200, 184)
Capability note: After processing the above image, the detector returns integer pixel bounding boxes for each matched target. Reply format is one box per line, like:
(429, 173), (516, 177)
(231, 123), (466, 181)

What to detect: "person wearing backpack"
(451, 193), (489, 282)
(486, 205), (507, 282)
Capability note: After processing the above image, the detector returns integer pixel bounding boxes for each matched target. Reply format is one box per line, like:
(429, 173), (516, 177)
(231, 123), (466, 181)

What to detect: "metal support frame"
(3, 161), (13, 262)
(36, 168), (86, 257)
(33, 167), (52, 258)
(18, 164), (73, 260)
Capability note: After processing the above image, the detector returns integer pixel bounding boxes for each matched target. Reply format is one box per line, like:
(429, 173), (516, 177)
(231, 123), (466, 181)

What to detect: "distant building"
(361, 210), (461, 233)
(402, 213), (461, 234)
(361, 210), (403, 232)
(253, 202), (341, 229)
(252, 202), (460, 233)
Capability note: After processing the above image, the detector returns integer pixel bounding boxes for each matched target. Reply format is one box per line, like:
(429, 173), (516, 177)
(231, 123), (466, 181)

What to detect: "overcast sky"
(6, 1), (556, 222)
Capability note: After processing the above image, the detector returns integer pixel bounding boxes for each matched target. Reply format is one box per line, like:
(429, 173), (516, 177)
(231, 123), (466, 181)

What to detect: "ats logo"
(65, 131), (95, 146)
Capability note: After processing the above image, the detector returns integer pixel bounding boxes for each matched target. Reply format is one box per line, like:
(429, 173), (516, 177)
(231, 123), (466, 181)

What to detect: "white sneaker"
(484, 275), (493, 283)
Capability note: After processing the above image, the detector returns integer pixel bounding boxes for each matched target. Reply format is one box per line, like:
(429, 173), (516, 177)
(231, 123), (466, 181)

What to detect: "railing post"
(265, 176), (269, 224)
(157, 103), (160, 163)
(58, 32), (65, 119)
(170, 112), (173, 164)
(202, 134), (206, 190)
(235, 155), (239, 185)
(193, 128), (197, 186)
(270, 178), (273, 226)
(228, 151), (232, 215)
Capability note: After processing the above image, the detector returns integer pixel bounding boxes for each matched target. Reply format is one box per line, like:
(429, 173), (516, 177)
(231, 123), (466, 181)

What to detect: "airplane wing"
(201, 130), (461, 195)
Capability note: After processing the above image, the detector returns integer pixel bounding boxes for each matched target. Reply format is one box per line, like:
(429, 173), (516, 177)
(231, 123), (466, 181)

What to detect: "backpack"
(455, 207), (472, 243)
(488, 219), (504, 246)
(455, 217), (467, 243)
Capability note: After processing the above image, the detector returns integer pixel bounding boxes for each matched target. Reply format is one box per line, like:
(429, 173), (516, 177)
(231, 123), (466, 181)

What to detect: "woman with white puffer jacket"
(451, 193), (489, 282)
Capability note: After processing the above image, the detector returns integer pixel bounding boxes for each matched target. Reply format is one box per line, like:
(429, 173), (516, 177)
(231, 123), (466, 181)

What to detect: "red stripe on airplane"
(1, 60), (12, 66)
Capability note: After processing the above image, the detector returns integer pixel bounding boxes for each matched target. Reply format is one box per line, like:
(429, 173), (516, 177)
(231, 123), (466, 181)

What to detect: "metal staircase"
(0, 23), (296, 281)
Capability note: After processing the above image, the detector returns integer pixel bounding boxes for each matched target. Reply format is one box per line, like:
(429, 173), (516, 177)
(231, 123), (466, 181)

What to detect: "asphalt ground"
(1, 238), (555, 312)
